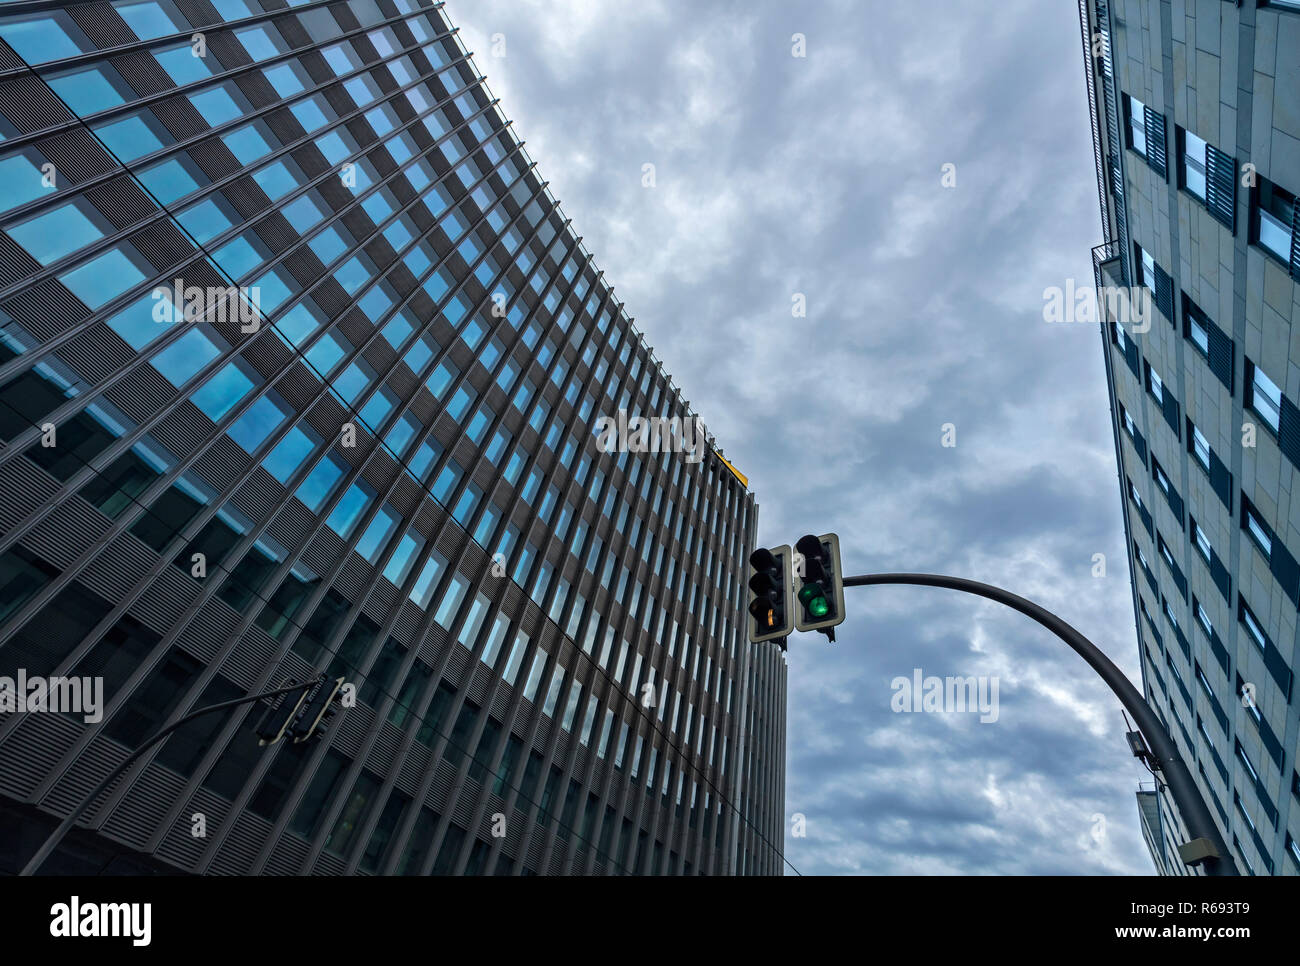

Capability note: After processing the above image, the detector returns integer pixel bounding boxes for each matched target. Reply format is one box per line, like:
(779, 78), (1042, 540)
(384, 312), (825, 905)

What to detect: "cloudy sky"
(443, 0), (1154, 874)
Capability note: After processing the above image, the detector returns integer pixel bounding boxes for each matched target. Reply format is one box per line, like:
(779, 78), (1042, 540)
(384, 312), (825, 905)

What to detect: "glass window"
(1183, 129), (1207, 200)
(93, 111), (169, 161)
(501, 632), (528, 685)
(455, 593), (490, 650)
(234, 24), (281, 61)
(295, 452), (346, 512)
(1162, 598), (1178, 629)
(466, 407), (491, 446)
(272, 304), (321, 351)
(523, 650), (548, 701)
(1256, 179), (1296, 262)
(561, 679), (582, 731)
(355, 504), (398, 562)
(140, 155), (204, 204)
(409, 551), (446, 609)
(321, 41), (362, 75)
(45, 65), (127, 115)
(1192, 520), (1212, 562)
(0, 152), (48, 214)
(360, 190), (393, 226)
(433, 572), (469, 628)
(359, 386), (395, 429)
(151, 327), (220, 386)
(315, 129), (355, 165)
(253, 160), (299, 201)
(407, 439), (439, 481)
(60, 248), (146, 309)
(333, 256), (370, 294)
(426, 360), (457, 399)
(213, 0), (252, 19)
(383, 530), (422, 587)
(472, 503), (499, 544)
(261, 426), (316, 483)
(1139, 246), (1156, 290)
(1249, 363), (1282, 432)
(388, 54), (418, 87)
(176, 195), (234, 244)
(115, 2), (180, 40)
(403, 336), (435, 377)
(221, 123), (272, 165)
(1153, 461), (1170, 495)
(1114, 319), (1129, 352)
(447, 386), (474, 422)
(333, 361), (373, 405)
(251, 267), (291, 313)
(1195, 600), (1212, 636)
(358, 286), (394, 326)
(8, 200), (103, 266)
(155, 43), (212, 85)
(431, 461), (462, 503)
(190, 360), (253, 421)
(1240, 601), (1267, 650)
(104, 288), (181, 350)
(478, 613), (509, 669)
(1236, 745), (1260, 786)
(309, 225), (348, 265)
(326, 482), (373, 539)
(262, 62), (305, 96)
(1191, 424), (1210, 471)
(290, 95), (332, 132)
(385, 412), (418, 456)
(1187, 313), (1209, 355)
(227, 394), (288, 452)
(190, 86), (244, 126)
(282, 192), (326, 234)
(0, 16), (85, 63)
(214, 234), (264, 280)
(452, 483), (480, 526)
(345, 75), (382, 108)
(1147, 365), (1164, 403)
(298, 6), (342, 43)
(1244, 507), (1272, 557)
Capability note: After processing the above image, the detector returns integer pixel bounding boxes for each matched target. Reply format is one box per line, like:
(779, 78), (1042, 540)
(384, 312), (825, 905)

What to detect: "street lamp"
(20, 676), (327, 876)
(842, 571), (1238, 876)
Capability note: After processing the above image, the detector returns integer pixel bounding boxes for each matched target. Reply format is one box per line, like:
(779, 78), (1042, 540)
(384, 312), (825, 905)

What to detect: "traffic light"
(748, 545), (794, 647)
(290, 676), (347, 743)
(793, 533), (846, 639)
(254, 679), (312, 746)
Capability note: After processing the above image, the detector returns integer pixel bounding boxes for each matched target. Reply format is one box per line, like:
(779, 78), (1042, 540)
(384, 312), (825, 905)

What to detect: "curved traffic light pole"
(842, 572), (1239, 876)
(20, 677), (320, 876)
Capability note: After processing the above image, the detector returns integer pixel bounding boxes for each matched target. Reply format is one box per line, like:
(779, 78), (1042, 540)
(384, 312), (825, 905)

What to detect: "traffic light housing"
(793, 533), (846, 639)
(748, 545), (794, 647)
(254, 679), (312, 746)
(290, 675), (347, 742)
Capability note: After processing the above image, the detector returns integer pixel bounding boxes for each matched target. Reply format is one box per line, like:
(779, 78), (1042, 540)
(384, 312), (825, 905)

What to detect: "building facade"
(0, 0), (786, 875)
(1080, 0), (1300, 874)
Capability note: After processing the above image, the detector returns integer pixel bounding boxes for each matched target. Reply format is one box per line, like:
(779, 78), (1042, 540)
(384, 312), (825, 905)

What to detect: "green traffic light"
(798, 582), (829, 618)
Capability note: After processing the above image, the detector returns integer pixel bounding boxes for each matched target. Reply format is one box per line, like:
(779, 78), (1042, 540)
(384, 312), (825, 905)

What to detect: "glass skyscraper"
(1080, 0), (1300, 875)
(0, 0), (786, 875)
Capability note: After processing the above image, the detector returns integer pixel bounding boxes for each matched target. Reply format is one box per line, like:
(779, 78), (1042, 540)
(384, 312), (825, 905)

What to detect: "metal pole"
(843, 572), (1238, 876)
(20, 677), (319, 876)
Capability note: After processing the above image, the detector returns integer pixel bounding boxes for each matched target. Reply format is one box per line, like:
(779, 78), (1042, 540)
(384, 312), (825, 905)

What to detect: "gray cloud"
(446, 0), (1154, 873)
